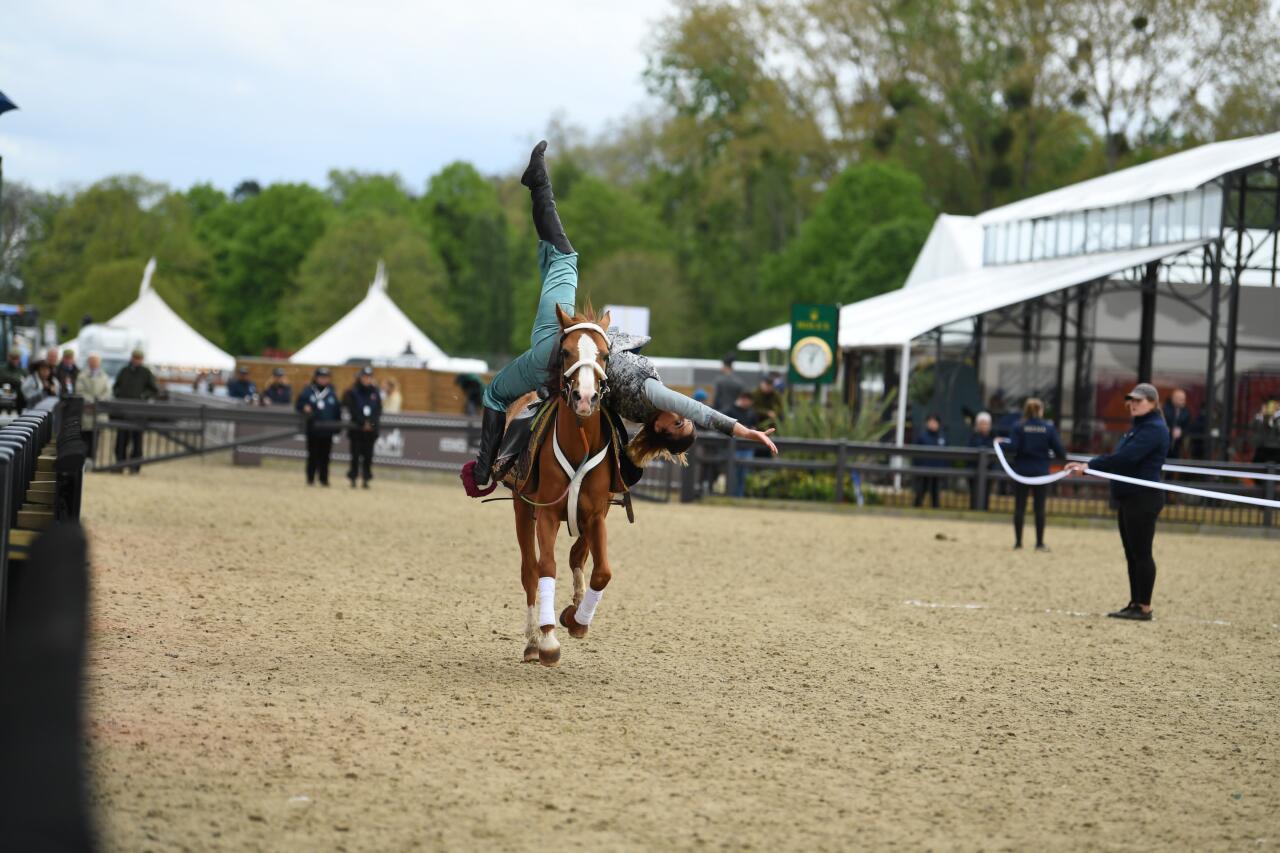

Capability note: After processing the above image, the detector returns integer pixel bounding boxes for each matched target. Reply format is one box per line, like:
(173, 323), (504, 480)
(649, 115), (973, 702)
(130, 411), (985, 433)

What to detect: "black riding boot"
(473, 407), (506, 487)
(522, 140), (573, 255)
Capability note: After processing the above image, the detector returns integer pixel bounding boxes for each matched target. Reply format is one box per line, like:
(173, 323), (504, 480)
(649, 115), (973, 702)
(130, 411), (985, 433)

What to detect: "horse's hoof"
(522, 643), (539, 663)
(538, 630), (561, 667)
(560, 605), (588, 639)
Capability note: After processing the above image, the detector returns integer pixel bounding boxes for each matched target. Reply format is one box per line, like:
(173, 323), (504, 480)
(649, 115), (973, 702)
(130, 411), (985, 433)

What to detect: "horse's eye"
(561, 349), (570, 361)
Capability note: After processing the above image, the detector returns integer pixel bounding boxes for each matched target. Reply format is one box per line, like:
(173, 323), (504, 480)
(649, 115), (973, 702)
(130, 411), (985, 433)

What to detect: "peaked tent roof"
(68, 258), (235, 370)
(902, 214), (984, 289)
(290, 262), (483, 372)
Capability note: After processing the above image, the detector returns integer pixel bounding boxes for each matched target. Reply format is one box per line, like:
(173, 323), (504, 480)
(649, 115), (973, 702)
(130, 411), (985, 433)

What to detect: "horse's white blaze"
(571, 565), (585, 606)
(574, 333), (598, 411)
(537, 575), (556, 627)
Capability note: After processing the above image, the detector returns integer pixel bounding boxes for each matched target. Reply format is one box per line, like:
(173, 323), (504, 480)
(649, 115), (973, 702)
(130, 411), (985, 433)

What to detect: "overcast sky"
(0, 0), (675, 194)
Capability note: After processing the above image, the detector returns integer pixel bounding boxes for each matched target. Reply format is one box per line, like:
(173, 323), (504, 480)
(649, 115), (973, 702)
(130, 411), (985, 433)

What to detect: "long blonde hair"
(1023, 397), (1044, 419)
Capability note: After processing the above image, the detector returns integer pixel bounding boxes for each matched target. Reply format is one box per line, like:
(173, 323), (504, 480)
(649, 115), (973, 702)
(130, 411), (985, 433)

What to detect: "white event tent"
(290, 262), (487, 373)
(64, 258), (235, 371)
(738, 130), (1280, 448)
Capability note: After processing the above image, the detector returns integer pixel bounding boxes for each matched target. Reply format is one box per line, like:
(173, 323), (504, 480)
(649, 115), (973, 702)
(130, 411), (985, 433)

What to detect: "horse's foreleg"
(514, 500), (540, 663)
(533, 509), (561, 666)
(569, 537), (590, 608)
(561, 515), (611, 639)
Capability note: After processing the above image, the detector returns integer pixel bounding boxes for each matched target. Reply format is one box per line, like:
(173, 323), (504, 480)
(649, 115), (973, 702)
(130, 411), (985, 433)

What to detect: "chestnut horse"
(510, 305), (614, 666)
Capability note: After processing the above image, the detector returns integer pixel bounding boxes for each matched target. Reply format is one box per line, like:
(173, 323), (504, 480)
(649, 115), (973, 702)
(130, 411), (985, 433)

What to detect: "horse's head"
(555, 304), (611, 418)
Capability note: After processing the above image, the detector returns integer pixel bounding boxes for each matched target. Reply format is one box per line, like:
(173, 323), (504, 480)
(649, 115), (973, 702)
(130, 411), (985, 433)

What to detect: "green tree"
(762, 162), (934, 306)
(326, 170), (414, 218)
(420, 162), (515, 355)
(200, 183), (332, 354)
(281, 211), (456, 351)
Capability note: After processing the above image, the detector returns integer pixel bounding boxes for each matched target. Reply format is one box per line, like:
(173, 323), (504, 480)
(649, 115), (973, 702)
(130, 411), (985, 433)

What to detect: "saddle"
(496, 397), (643, 498)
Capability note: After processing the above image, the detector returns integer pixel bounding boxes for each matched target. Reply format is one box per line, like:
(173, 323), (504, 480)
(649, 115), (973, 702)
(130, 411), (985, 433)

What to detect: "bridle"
(560, 322), (609, 408)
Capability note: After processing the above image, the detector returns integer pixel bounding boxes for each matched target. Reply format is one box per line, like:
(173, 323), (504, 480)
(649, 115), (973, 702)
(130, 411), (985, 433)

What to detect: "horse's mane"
(542, 301), (608, 400)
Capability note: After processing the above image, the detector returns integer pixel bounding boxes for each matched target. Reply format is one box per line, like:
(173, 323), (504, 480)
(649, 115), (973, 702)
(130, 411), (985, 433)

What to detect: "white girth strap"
(552, 422), (611, 538)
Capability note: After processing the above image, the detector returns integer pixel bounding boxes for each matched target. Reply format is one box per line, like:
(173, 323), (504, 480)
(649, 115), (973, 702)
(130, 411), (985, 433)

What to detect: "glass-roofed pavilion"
(740, 132), (1280, 460)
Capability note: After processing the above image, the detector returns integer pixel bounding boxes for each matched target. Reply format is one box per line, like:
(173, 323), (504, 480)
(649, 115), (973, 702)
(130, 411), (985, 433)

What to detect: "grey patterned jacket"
(604, 330), (737, 435)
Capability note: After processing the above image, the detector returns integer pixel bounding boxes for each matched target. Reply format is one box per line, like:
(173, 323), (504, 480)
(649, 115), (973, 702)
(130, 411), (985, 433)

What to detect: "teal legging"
(482, 241), (578, 412)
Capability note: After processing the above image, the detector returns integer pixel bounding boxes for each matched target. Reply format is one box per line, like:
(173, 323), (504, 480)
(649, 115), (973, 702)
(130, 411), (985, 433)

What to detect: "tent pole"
(893, 341), (910, 490)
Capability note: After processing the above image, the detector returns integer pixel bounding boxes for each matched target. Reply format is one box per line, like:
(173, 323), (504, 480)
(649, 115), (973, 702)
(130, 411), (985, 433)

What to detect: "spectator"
(192, 371), (212, 394)
(712, 353), (743, 412)
(1007, 398), (1067, 551)
(226, 366), (257, 401)
(912, 413), (947, 508)
(1252, 397), (1280, 465)
(78, 354), (112, 465)
(454, 373), (484, 416)
(751, 375), (783, 433)
(295, 367), (339, 486)
(967, 411), (994, 510)
(1163, 388), (1191, 459)
(262, 367), (292, 406)
(0, 348), (24, 410)
(112, 349), (159, 474)
(54, 349), (79, 395)
(723, 388), (761, 498)
(43, 346), (60, 369)
(344, 366), (383, 489)
(21, 360), (56, 408)
(382, 378), (403, 413)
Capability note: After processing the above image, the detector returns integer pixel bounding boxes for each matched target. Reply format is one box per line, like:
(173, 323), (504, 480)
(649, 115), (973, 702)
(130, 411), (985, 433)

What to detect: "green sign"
(788, 303), (839, 385)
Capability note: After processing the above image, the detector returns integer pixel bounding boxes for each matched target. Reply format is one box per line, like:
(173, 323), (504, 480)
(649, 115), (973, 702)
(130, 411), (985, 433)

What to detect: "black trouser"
(1013, 483), (1047, 546)
(306, 431), (334, 484)
(913, 474), (940, 508)
(967, 470), (990, 511)
(1116, 491), (1164, 606)
(348, 431), (376, 483)
(114, 427), (142, 473)
(81, 429), (96, 465)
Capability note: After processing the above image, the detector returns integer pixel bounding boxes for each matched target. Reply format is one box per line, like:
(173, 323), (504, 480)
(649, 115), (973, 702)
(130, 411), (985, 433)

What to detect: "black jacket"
(1089, 410), (1170, 500)
(913, 428), (948, 469)
(113, 364), (159, 401)
(344, 383), (383, 436)
(1007, 417), (1067, 476)
(263, 382), (292, 405)
(295, 383), (341, 431)
(1163, 402), (1192, 456)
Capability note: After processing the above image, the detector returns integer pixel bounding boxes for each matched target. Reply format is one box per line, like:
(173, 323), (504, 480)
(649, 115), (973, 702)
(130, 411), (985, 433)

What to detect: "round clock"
(790, 335), (834, 379)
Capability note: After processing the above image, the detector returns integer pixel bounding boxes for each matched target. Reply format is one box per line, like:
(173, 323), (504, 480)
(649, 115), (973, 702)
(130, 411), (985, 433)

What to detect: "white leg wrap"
(538, 576), (556, 627)
(576, 586), (604, 625)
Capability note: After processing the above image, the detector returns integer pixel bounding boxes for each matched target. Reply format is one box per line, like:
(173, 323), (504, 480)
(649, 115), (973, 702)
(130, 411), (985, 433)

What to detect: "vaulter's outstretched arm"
(643, 378), (778, 454)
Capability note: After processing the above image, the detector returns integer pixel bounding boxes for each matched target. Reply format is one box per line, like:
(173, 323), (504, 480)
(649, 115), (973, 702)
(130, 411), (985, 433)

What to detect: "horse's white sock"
(538, 576), (556, 627)
(576, 586), (604, 625)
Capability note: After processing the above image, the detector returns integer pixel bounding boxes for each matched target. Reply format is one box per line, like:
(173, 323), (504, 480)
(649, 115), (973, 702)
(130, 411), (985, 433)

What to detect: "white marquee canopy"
(290, 262), (487, 373)
(64, 258), (235, 370)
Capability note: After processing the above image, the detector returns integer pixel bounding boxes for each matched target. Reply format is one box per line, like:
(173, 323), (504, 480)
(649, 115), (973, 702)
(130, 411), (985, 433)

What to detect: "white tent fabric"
(976, 130), (1280, 225)
(739, 238), (1210, 352)
(902, 214), (983, 288)
(64, 258), (235, 370)
(290, 262), (485, 373)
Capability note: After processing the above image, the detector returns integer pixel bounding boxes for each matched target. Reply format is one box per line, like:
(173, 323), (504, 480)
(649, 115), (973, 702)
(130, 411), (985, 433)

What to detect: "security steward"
(343, 366), (382, 489)
(295, 367), (340, 486)
(1066, 383), (1170, 621)
(262, 367), (292, 406)
(1006, 397), (1067, 551)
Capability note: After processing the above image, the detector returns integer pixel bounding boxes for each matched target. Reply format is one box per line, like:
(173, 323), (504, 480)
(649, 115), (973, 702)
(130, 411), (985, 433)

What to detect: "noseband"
(560, 322), (609, 405)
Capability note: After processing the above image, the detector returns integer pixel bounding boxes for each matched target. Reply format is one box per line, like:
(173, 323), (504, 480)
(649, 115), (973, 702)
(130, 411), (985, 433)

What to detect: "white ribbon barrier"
(1064, 453), (1280, 482)
(992, 441), (1280, 509)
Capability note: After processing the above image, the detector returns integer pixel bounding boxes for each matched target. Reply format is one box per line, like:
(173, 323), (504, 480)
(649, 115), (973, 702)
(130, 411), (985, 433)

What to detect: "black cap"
(314, 367), (331, 377)
(272, 367), (285, 377)
(359, 366), (374, 376)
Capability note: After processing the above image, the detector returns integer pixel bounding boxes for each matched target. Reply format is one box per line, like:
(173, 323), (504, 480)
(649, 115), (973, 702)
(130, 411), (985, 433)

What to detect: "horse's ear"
(555, 304), (573, 329)
(598, 310), (611, 331)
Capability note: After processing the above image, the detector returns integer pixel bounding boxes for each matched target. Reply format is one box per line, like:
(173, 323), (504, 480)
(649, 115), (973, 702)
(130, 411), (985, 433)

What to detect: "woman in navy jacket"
(1007, 398), (1067, 551)
(1067, 383), (1170, 621)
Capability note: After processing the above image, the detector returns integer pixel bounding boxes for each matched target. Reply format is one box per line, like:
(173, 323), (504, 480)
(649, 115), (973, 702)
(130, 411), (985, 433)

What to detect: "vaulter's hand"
(734, 423), (778, 455)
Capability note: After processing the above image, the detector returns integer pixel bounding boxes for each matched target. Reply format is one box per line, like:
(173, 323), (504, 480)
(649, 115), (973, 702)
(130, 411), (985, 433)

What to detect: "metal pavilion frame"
(899, 158), (1280, 458)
